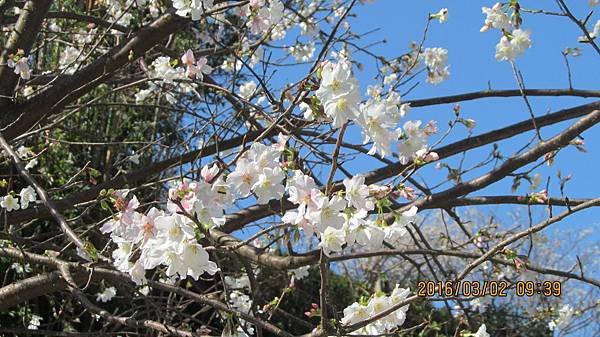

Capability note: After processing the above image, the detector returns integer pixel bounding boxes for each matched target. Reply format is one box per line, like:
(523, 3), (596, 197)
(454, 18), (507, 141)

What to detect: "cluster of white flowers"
(96, 286), (117, 302)
(150, 56), (185, 84)
(173, 0), (214, 21)
(10, 262), (32, 274)
(341, 285), (411, 334)
(474, 324), (490, 337)
(103, 0), (150, 26)
(480, 3), (511, 32)
(7, 53), (31, 80)
(16, 145), (38, 170)
(548, 304), (575, 331)
(356, 90), (408, 157)
(421, 47), (450, 84)
(494, 28), (532, 61)
(287, 42), (316, 62)
(239, 81), (258, 99)
(244, 0), (285, 35)
(100, 178), (224, 284)
(59, 46), (83, 74)
(227, 134), (287, 204)
(315, 59), (361, 128)
(481, 2), (532, 61)
(27, 314), (43, 330)
(0, 186), (37, 212)
(310, 58), (438, 162)
(397, 120), (438, 165)
(283, 170), (418, 256)
(99, 135), (294, 283)
(136, 51), (208, 104)
(225, 275), (255, 336)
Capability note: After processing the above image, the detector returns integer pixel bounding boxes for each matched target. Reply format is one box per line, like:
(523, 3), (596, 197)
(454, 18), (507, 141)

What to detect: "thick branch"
(220, 101), (600, 233)
(0, 0), (52, 100)
(406, 88), (600, 107)
(2, 13), (188, 140)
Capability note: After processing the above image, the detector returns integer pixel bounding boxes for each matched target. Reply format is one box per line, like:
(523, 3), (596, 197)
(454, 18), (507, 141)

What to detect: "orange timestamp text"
(417, 280), (561, 297)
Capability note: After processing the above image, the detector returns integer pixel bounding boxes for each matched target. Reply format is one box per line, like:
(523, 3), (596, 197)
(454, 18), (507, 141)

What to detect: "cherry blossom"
(432, 8), (448, 23)
(0, 194), (19, 212)
(397, 120), (430, 164)
(309, 194), (346, 233)
(239, 81), (258, 99)
(480, 2), (511, 32)
(173, 0), (214, 21)
(343, 175), (374, 212)
(181, 49), (213, 80)
(7, 55), (31, 80)
(319, 226), (346, 255)
(228, 158), (260, 197)
(27, 314), (42, 330)
(341, 285), (411, 334)
(315, 60), (361, 128)
(496, 29), (532, 61)
(474, 324), (490, 337)
(96, 286), (117, 303)
(18, 186), (37, 209)
(421, 47), (450, 84)
(252, 166), (285, 204)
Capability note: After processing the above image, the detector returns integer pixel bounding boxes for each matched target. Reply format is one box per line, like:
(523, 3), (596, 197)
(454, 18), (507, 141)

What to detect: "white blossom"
(252, 166), (285, 204)
(421, 47), (450, 84)
(7, 56), (31, 80)
(287, 42), (316, 62)
(27, 314), (42, 330)
(173, 0), (214, 21)
(474, 324), (490, 337)
(239, 81), (257, 99)
(480, 2), (510, 32)
(495, 29), (532, 61)
(433, 8), (448, 23)
(309, 194), (346, 233)
(59, 46), (82, 74)
(319, 226), (346, 255)
(315, 60), (361, 128)
(343, 175), (374, 212)
(1, 194), (19, 212)
(96, 286), (117, 302)
(290, 266), (310, 280)
(19, 186), (37, 209)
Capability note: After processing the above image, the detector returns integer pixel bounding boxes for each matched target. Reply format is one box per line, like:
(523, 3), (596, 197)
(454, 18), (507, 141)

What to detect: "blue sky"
(325, 0), (600, 250)
(199, 1), (599, 335)
(340, 1), (599, 335)
(252, 1), (599, 334)
(248, 0), (599, 276)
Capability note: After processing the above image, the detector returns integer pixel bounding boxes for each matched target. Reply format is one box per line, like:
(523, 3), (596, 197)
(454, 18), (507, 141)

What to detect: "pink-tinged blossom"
(343, 175), (374, 212)
(480, 3), (510, 32)
(7, 56), (31, 80)
(181, 49), (213, 80)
